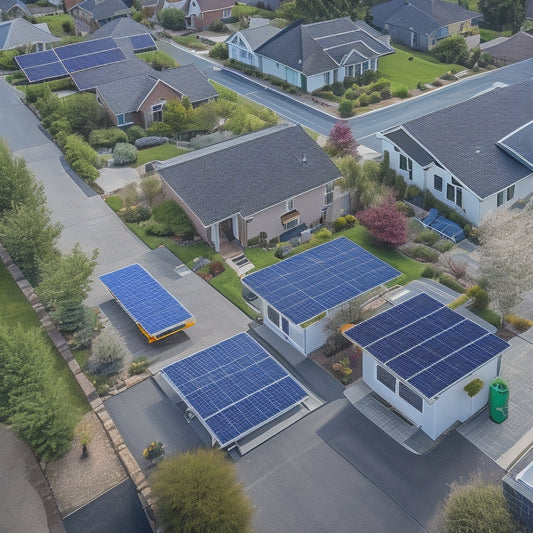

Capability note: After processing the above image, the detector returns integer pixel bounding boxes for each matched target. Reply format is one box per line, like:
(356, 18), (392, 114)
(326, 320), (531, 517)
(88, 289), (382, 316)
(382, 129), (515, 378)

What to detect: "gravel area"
(45, 411), (127, 517)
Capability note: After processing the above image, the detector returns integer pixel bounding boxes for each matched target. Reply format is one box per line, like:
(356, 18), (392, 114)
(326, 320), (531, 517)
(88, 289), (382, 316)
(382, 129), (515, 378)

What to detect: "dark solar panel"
(129, 33), (156, 51)
(55, 37), (117, 59)
(15, 49), (57, 69)
(24, 62), (68, 83)
(63, 48), (126, 73)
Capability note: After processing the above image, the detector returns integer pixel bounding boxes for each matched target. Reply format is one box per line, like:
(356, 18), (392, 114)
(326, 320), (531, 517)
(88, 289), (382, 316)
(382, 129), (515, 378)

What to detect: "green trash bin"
(489, 378), (509, 423)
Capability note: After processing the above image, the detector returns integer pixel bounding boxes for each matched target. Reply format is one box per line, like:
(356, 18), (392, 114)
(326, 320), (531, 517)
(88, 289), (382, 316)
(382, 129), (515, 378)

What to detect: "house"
(0, 0), (30, 19)
(69, 0), (132, 35)
(242, 236), (400, 355)
(226, 22), (281, 68)
(156, 124), (347, 252)
(95, 62), (218, 128)
(481, 31), (533, 65)
(370, 0), (480, 52)
(378, 79), (533, 226)
(185, 0), (234, 31)
(343, 292), (509, 440)
(0, 18), (58, 51)
(87, 16), (154, 41)
(253, 17), (394, 93)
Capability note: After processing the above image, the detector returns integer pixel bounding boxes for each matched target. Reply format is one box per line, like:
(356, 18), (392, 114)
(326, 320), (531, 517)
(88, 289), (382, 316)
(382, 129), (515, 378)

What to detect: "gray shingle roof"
(157, 124), (340, 226)
(256, 18), (393, 76)
(482, 31), (533, 64)
(383, 129), (434, 166)
(77, 0), (130, 20)
(0, 0), (30, 16)
(394, 79), (533, 198)
(88, 16), (152, 39)
(0, 18), (57, 50)
(156, 64), (218, 104)
(234, 24), (281, 50)
(497, 122), (533, 170)
(196, 0), (233, 10)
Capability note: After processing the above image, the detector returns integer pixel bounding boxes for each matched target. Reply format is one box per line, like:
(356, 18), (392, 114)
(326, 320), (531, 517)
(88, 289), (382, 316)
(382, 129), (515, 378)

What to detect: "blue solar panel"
(55, 37), (117, 60)
(243, 237), (400, 325)
(161, 333), (308, 447)
(343, 293), (510, 399)
(24, 62), (68, 83)
(99, 263), (194, 338)
(63, 48), (126, 73)
(129, 33), (156, 51)
(15, 49), (57, 69)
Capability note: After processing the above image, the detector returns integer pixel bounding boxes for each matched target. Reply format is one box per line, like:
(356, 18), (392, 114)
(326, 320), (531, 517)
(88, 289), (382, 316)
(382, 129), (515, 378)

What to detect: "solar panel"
(129, 33), (156, 51)
(243, 237), (400, 325)
(54, 37), (117, 60)
(62, 48), (126, 73)
(24, 62), (68, 83)
(343, 293), (510, 400)
(99, 263), (195, 342)
(15, 49), (57, 69)
(161, 332), (308, 447)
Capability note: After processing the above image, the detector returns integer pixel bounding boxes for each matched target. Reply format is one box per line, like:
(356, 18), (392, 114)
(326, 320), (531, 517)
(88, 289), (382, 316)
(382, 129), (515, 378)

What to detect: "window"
(222, 8), (231, 17)
(447, 182), (463, 207)
(324, 72), (330, 85)
(286, 198), (294, 211)
(434, 175), (443, 192)
(325, 182), (334, 205)
(283, 218), (299, 230)
(507, 185), (515, 201)
(240, 49), (247, 60)
(267, 306), (279, 327)
(151, 102), (164, 123)
(456, 188), (462, 208)
(399, 154), (413, 180)
(447, 183), (455, 202)
(116, 113), (125, 126)
(399, 382), (423, 412)
(497, 191), (505, 207)
(376, 365), (396, 392)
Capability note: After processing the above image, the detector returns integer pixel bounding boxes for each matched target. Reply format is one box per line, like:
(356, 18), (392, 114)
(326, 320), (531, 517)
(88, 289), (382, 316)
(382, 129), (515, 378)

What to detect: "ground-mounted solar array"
(242, 237), (400, 325)
(99, 263), (194, 342)
(161, 332), (308, 447)
(344, 293), (510, 400)
(15, 37), (126, 83)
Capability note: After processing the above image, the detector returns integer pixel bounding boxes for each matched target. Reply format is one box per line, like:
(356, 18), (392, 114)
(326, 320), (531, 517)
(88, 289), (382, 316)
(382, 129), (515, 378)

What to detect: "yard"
(133, 144), (189, 168)
(35, 14), (75, 38)
(378, 47), (464, 89)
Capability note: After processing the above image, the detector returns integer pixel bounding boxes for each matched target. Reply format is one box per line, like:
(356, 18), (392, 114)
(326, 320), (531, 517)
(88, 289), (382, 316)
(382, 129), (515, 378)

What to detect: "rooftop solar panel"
(343, 293), (510, 400)
(62, 47), (126, 73)
(99, 263), (194, 342)
(129, 33), (156, 51)
(24, 62), (68, 83)
(15, 49), (57, 69)
(243, 237), (400, 325)
(161, 332), (308, 447)
(55, 37), (117, 60)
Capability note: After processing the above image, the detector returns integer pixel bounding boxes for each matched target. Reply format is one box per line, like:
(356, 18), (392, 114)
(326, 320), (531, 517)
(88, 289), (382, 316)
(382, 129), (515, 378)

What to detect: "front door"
(220, 218), (234, 241)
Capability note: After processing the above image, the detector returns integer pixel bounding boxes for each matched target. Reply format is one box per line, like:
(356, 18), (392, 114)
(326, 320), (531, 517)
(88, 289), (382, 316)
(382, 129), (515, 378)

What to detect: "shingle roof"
(392, 79), (533, 198)
(497, 122), (533, 170)
(0, 18), (57, 50)
(256, 18), (393, 76)
(196, 0), (233, 11)
(77, 0), (130, 20)
(156, 63), (218, 104)
(371, 0), (479, 33)
(88, 16), (152, 39)
(233, 24), (281, 50)
(157, 124), (340, 226)
(482, 31), (533, 64)
(383, 129), (434, 167)
(0, 0), (30, 15)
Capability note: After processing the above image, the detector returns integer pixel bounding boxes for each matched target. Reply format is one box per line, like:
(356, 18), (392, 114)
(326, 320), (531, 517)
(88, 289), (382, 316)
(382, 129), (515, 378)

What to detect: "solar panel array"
(15, 37), (126, 83)
(99, 263), (194, 338)
(243, 237), (400, 325)
(128, 33), (156, 51)
(161, 332), (308, 446)
(344, 293), (510, 399)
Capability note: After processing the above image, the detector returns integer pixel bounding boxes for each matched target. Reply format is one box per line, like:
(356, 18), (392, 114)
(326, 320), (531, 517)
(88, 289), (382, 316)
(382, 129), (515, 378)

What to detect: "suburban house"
(378, 79), (533, 226)
(226, 22), (281, 68)
(156, 124), (348, 252)
(95, 62), (218, 128)
(0, 0), (30, 19)
(0, 18), (58, 51)
(481, 31), (533, 65)
(251, 17), (394, 92)
(370, 0), (480, 52)
(343, 292), (509, 440)
(69, 0), (131, 34)
(242, 236), (400, 355)
(185, 0), (234, 31)
(87, 16), (154, 41)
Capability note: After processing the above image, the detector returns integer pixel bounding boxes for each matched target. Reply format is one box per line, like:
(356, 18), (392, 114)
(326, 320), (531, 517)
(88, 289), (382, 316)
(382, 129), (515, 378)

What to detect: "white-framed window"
(434, 175), (443, 192)
(283, 218), (299, 230)
(399, 154), (413, 180)
(399, 382), (423, 412)
(498, 185), (515, 206)
(222, 8), (231, 17)
(376, 365), (396, 392)
(447, 178), (463, 207)
(286, 198), (294, 211)
(151, 101), (165, 123)
(324, 72), (330, 85)
(325, 182), (334, 205)
(116, 113), (126, 125)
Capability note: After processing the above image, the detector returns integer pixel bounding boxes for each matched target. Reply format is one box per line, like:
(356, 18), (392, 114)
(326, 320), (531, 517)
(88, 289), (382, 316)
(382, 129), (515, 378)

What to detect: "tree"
(88, 326), (128, 376)
(158, 8), (186, 30)
(60, 92), (110, 139)
(478, 206), (533, 317)
(163, 98), (188, 133)
(336, 156), (378, 212)
(430, 34), (469, 65)
(357, 192), (408, 247)
(323, 300), (363, 356)
(209, 42), (229, 60)
(325, 120), (359, 159)
(478, 0), (525, 32)
(444, 481), (518, 533)
(140, 175), (162, 206)
(151, 448), (253, 533)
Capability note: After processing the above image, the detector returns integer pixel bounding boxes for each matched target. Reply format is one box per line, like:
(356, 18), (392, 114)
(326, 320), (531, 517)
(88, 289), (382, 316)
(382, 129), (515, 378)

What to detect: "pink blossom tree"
(357, 192), (408, 247)
(325, 120), (359, 159)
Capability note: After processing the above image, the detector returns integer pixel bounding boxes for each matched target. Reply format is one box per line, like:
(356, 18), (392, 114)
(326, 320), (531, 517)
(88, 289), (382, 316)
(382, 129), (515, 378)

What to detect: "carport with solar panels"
(343, 293), (510, 439)
(160, 332), (313, 452)
(242, 237), (401, 356)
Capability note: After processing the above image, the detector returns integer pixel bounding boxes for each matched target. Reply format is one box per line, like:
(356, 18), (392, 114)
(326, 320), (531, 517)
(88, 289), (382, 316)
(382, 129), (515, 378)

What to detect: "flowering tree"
(325, 120), (359, 159)
(357, 192), (407, 247)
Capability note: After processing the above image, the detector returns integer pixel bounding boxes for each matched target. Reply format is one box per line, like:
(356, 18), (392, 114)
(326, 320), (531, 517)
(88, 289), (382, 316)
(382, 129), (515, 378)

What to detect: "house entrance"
(220, 218), (235, 241)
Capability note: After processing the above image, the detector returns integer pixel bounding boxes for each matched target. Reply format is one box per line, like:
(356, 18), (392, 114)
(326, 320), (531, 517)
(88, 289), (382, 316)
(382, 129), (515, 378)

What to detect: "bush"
(62, 19), (74, 34)
(89, 127), (128, 149)
(0, 48), (19, 70)
(119, 205), (152, 223)
(333, 216), (347, 232)
(209, 261), (225, 276)
(431, 34), (468, 65)
(416, 81), (427, 91)
(343, 76), (357, 88)
(448, 294), (469, 309)
(354, 70), (379, 86)
(395, 201), (414, 217)
(439, 273), (465, 293)
(129, 356), (149, 376)
(392, 84), (409, 98)
(411, 245), (439, 263)
(113, 143), (137, 165)
(134, 136), (169, 149)
(147, 122), (173, 137)
(344, 88), (356, 100)
(71, 159), (99, 182)
(310, 227), (332, 244)
(331, 81), (345, 96)
(369, 91), (381, 104)
(88, 326), (127, 376)
(421, 265), (438, 278)
(145, 220), (172, 236)
(504, 314), (533, 332)
(152, 200), (195, 237)
(380, 87), (392, 100)
(158, 7), (186, 30)
(466, 285), (489, 312)
(415, 228), (440, 246)
(338, 99), (354, 117)
(63, 134), (99, 167)
(405, 184), (423, 200)
(433, 239), (454, 253)
(344, 214), (356, 227)
(432, 79), (443, 87)
(209, 42), (228, 60)
(208, 19), (227, 32)
(126, 125), (146, 144)
(358, 92), (369, 106)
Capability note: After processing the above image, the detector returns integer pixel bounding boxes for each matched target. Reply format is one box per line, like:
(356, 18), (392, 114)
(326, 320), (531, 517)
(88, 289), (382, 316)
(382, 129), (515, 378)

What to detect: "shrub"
(152, 200), (195, 237)
(215, 84), (238, 102)
(439, 273), (465, 293)
(209, 261), (225, 276)
(431, 34), (468, 65)
(208, 19), (227, 32)
(421, 265), (438, 278)
(415, 228), (440, 246)
(411, 245), (439, 263)
(432, 79), (443, 87)
(89, 127), (128, 149)
(88, 326), (127, 376)
(71, 159), (99, 182)
(392, 84), (409, 98)
(369, 91), (381, 104)
(504, 314), (533, 332)
(331, 81), (345, 96)
(358, 92), (369, 106)
(158, 7), (186, 30)
(333, 216), (347, 232)
(344, 214), (356, 227)
(119, 205), (151, 223)
(417, 81), (427, 91)
(355, 70), (379, 86)
(433, 239), (454, 253)
(145, 220), (171, 236)
(344, 88), (356, 100)
(310, 227), (332, 244)
(64, 134), (99, 167)
(126, 125), (146, 144)
(405, 184), (423, 200)
(464, 285), (488, 312)
(62, 19), (74, 34)
(343, 76), (357, 88)
(209, 42), (228, 59)
(134, 136), (169, 149)
(380, 87), (391, 100)
(449, 294), (469, 309)
(113, 143), (138, 165)
(147, 122), (172, 137)
(338, 99), (354, 117)
(395, 201), (414, 217)
(0, 48), (18, 69)
(129, 356), (149, 376)
(274, 247), (284, 259)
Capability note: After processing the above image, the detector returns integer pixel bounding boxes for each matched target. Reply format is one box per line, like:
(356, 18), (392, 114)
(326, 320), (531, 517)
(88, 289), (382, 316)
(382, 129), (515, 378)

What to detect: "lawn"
(0, 261), (89, 418)
(35, 14), (75, 37)
(137, 50), (178, 69)
(133, 144), (189, 168)
(378, 47), (464, 89)
(173, 35), (210, 51)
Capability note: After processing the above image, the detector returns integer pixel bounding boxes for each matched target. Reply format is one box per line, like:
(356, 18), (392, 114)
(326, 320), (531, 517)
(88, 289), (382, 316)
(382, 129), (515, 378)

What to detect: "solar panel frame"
(129, 33), (156, 51)
(161, 332), (308, 447)
(15, 49), (58, 69)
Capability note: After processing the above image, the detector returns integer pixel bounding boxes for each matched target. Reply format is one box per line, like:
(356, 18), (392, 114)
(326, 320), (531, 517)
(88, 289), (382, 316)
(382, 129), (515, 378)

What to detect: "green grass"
(0, 261), (89, 418)
(379, 47), (464, 89)
(173, 35), (210, 51)
(475, 309), (501, 329)
(137, 50), (178, 69)
(35, 14), (75, 37)
(133, 144), (189, 168)
(303, 127), (320, 141)
(105, 195), (123, 212)
(479, 28), (512, 43)
(209, 267), (256, 318)
(245, 247), (280, 271)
